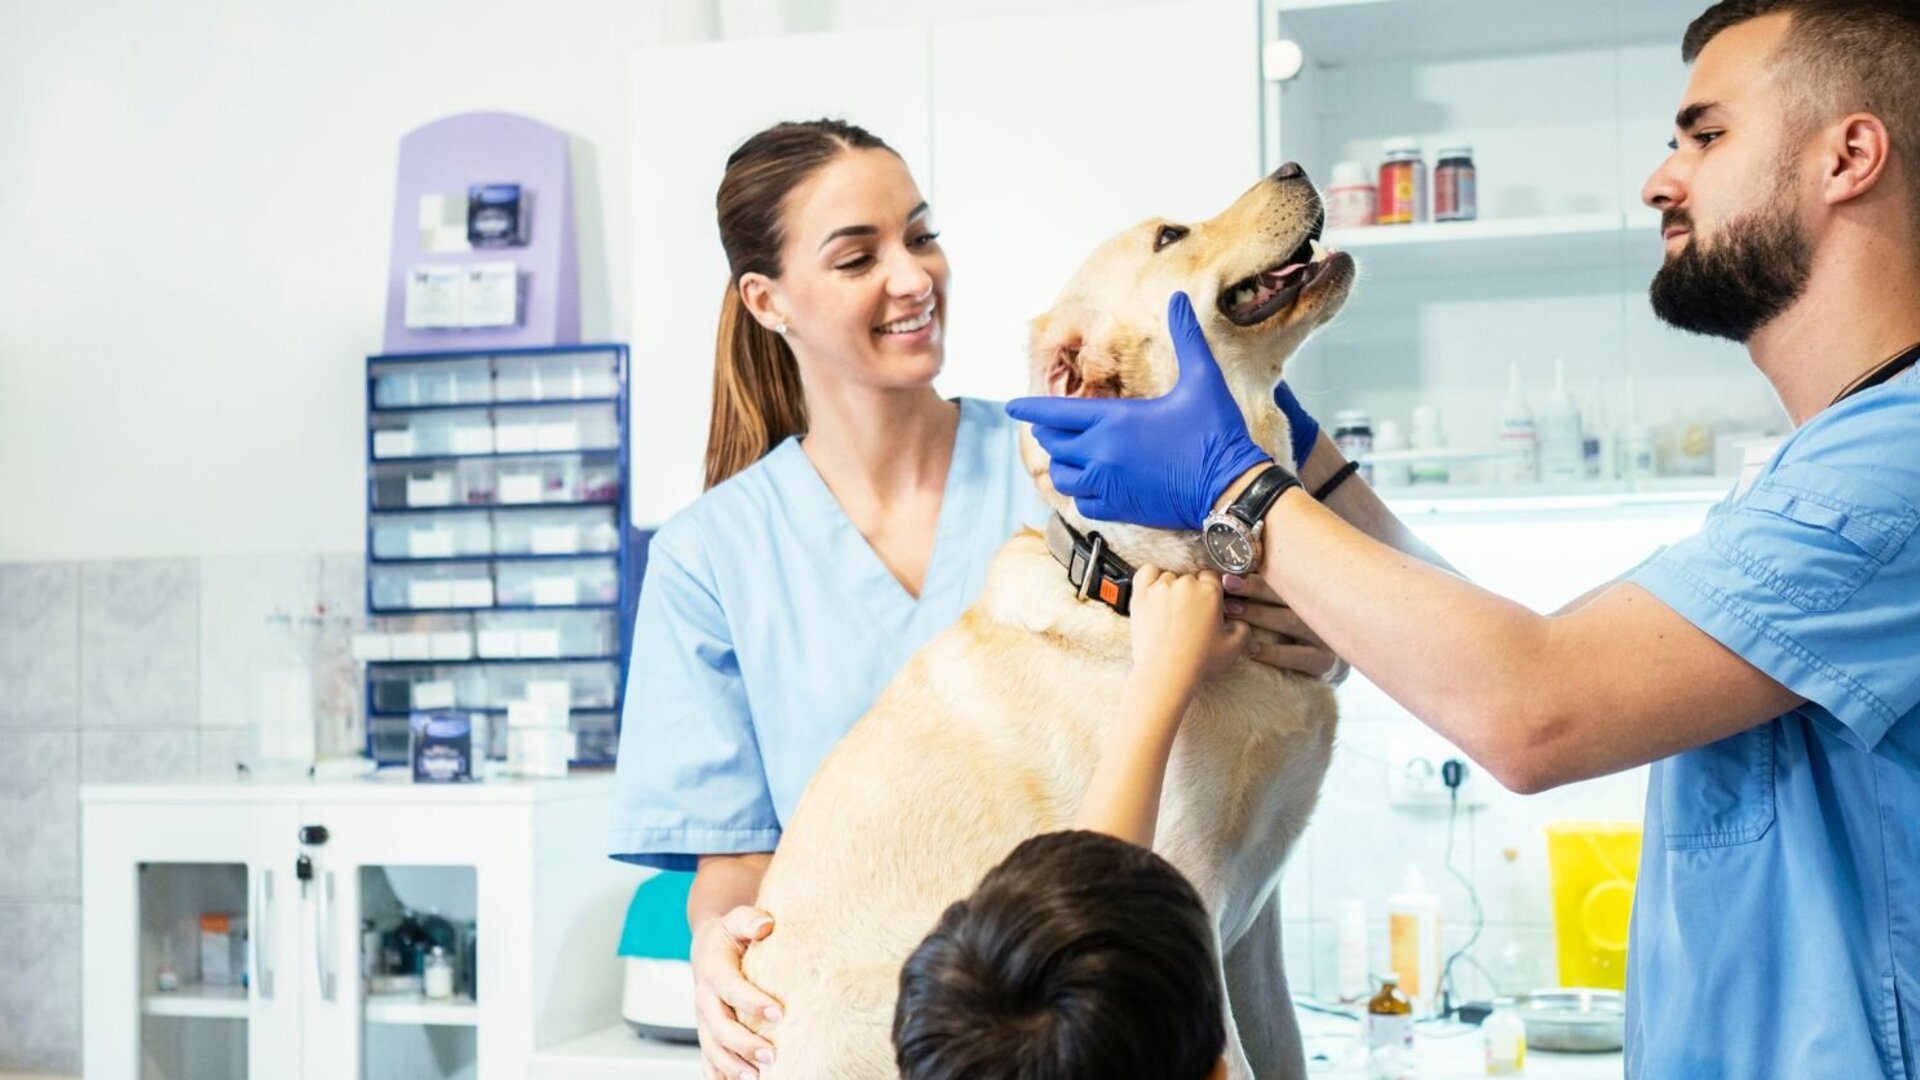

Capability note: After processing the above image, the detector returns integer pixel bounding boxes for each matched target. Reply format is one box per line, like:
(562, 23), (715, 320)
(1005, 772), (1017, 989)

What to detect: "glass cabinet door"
(357, 864), (480, 1080)
(135, 862), (254, 1079)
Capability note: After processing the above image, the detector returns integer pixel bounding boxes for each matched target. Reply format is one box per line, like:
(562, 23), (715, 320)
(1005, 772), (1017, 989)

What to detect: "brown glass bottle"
(1364, 974), (1416, 1077)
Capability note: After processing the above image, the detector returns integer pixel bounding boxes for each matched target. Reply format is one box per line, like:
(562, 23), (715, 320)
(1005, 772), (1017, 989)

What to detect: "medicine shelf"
(364, 992), (480, 1027)
(369, 342), (627, 364)
(142, 983), (249, 1020)
(368, 553), (619, 567)
(368, 707), (619, 719)
(369, 499), (618, 516)
(369, 396), (621, 415)
(1272, 0), (1694, 64)
(366, 656), (620, 667)
(363, 343), (633, 766)
(1326, 212), (1664, 282)
(370, 447), (621, 466)
(368, 602), (619, 616)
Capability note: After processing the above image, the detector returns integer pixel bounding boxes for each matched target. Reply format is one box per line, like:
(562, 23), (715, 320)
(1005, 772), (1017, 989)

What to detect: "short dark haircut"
(892, 831), (1225, 1080)
(1684, 1), (1920, 219)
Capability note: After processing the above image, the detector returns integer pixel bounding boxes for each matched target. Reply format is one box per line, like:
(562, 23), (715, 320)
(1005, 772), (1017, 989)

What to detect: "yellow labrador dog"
(741, 164), (1356, 1079)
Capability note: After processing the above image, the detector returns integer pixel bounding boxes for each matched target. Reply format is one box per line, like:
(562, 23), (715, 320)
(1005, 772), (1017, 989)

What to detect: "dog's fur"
(739, 168), (1356, 1080)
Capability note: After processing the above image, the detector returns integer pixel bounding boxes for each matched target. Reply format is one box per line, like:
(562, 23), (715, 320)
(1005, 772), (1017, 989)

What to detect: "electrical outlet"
(1388, 738), (1488, 812)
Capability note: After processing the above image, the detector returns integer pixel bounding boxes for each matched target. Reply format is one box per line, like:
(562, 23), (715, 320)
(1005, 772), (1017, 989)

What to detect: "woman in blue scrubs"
(608, 120), (1375, 1080)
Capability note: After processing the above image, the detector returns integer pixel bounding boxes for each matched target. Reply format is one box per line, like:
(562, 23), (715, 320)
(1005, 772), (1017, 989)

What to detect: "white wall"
(0, 0), (1151, 564)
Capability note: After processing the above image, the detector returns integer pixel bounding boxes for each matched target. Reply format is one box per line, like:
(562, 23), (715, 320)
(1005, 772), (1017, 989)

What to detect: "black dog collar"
(1044, 514), (1135, 617)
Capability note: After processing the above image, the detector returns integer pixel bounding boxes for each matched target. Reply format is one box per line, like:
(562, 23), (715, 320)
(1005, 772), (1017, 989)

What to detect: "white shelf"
(1381, 476), (1731, 516)
(1327, 213), (1663, 282)
(142, 983), (248, 1019)
(1274, 0), (1696, 64)
(364, 991), (480, 1027)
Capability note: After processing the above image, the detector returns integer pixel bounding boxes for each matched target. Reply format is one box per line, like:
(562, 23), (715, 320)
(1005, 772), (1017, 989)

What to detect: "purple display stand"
(382, 112), (579, 352)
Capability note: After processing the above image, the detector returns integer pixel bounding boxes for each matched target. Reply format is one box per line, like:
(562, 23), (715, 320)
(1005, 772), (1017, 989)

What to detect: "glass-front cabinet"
(83, 778), (627, 1080)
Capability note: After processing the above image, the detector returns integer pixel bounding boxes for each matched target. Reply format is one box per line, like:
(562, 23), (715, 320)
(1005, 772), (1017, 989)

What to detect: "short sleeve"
(608, 527), (781, 871)
(1632, 458), (1920, 751)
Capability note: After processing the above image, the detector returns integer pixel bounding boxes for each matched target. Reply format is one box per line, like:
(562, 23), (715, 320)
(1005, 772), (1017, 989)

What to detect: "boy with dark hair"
(893, 567), (1245, 1080)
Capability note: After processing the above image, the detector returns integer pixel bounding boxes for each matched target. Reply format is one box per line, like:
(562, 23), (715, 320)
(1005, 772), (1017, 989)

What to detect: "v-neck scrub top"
(610, 398), (1048, 871)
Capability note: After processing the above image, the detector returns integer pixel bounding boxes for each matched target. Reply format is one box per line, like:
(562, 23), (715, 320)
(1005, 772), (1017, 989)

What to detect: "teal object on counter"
(618, 871), (694, 961)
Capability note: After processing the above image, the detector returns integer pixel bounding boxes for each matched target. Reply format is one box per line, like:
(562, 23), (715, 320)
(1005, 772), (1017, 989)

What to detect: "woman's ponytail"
(704, 283), (808, 489)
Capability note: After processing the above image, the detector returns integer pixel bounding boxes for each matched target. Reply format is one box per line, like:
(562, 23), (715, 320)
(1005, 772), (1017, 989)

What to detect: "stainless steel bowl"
(1521, 988), (1625, 1052)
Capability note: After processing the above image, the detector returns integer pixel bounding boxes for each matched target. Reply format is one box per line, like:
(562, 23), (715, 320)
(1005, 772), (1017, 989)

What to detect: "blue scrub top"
(1627, 366), (1920, 1078)
(609, 398), (1047, 872)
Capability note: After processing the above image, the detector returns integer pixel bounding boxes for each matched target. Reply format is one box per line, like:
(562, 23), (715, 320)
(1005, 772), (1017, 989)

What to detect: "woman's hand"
(1222, 572), (1350, 684)
(690, 905), (783, 1080)
(1130, 566), (1251, 699)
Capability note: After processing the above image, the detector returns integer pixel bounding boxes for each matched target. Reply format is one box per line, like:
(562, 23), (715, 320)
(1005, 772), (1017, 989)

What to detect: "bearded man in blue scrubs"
(1009, 2), (1920, 1075)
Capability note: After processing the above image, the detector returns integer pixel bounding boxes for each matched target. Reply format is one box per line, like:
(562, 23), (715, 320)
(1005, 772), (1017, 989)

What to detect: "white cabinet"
(1262, 0), (1783, 501)
(82, 776), (633, 1080)
(627, 0), (1256, 527)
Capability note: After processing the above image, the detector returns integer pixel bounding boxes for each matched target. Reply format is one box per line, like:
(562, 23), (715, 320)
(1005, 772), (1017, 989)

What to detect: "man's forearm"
(1296, 431), (1457, 575)
(1256, 487), (1558, 788)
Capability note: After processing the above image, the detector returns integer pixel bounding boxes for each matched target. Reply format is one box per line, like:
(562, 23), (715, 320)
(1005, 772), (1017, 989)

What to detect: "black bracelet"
(1311, 460), (1362, 502)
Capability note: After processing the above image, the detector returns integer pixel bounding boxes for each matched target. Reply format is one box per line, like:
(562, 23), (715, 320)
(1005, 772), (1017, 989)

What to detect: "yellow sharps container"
(1544, 821), (1642, 990)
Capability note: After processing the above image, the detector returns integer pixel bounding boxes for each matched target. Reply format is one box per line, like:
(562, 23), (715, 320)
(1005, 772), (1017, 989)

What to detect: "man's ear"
(1823, 112), (1893, 208)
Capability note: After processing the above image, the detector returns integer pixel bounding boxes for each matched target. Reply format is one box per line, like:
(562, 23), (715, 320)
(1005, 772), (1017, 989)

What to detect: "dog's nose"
(1271, 162), (1308, 183)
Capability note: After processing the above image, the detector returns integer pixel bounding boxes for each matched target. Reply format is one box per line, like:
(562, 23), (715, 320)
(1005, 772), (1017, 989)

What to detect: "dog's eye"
(1154, 224), (1189, 252)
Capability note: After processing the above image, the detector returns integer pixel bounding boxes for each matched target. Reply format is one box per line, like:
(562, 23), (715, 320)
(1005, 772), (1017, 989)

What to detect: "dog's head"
(1021, 164), (1356, 571)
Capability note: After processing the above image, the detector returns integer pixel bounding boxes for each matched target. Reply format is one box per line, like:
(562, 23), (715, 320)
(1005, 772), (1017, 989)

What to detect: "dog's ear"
(1031, 308), (1139, 399)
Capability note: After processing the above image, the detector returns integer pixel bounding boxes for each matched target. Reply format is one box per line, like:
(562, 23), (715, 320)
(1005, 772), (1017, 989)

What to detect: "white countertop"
(79, 769), (615, 805)
(530, 1011), (1624, 1079)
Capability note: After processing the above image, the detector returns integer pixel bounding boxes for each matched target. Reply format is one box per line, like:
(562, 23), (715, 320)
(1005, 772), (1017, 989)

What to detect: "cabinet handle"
(315, 870), (337, 1002)
(253, 869), (275, 1001)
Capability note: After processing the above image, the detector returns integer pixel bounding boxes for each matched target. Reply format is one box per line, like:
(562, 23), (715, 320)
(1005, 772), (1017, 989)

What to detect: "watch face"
(1205, 520), (1254, 572)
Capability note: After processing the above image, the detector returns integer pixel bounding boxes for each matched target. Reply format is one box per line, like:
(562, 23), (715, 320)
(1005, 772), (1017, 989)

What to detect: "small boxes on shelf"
(362, 345), (633, 767)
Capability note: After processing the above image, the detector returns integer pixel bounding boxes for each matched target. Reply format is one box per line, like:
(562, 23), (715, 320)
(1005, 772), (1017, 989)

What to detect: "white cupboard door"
(297, 801), (526, 1080)
(628, 27), (934, 527)
(81, 798), (302, 1080)
(929, 0), (1261, 403)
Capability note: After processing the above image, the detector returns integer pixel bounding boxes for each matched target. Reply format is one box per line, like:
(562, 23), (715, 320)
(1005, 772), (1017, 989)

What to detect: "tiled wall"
(0, 554), (361, 1073)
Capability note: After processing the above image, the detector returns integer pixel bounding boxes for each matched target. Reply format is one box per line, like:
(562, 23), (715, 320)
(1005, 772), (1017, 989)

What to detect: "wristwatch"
(1202, 464), (1300, 575)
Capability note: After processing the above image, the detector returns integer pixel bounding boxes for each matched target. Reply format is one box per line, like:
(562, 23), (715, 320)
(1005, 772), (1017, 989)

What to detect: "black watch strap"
(1227, 464), (1300, 526)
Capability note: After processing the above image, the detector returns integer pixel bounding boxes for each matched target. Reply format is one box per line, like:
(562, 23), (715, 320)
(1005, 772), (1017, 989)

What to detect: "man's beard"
(1649, 195), (1811, 343)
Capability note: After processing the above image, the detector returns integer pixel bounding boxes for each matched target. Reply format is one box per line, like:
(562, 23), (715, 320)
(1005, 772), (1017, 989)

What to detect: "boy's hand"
(1129, 566), (1250, 698)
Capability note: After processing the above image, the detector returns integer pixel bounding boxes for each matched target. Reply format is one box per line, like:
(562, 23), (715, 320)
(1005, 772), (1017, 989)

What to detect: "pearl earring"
(774, 321), (788, 336)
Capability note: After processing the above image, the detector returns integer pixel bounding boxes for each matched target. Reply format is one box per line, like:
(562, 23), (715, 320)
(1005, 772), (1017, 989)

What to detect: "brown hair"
(1683, 1), (1920, 219)
(893, 831), (1225, 1080)
(704, 119), (897, 489)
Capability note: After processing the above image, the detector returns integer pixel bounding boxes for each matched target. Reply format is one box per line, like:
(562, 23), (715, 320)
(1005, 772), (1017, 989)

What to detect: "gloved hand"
(1273, 380), (1320, 470)
(1005, 292), (1273, 531)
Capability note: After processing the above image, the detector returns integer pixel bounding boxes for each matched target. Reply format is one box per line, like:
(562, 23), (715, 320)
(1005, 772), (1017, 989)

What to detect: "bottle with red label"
(1377, 138), (1427, 225)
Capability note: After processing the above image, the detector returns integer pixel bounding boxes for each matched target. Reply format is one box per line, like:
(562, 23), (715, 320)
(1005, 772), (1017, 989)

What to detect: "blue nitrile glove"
(1004, 292), (1273, 531)
(1273, 380), (1319, 470)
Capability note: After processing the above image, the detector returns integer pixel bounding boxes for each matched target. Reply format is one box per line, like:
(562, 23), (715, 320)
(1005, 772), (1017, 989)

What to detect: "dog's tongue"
(1264, 264), (1305, 286)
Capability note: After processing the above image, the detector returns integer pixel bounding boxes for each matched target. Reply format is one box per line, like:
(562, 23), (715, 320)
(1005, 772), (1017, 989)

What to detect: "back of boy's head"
(892, 830), (1225, 1080)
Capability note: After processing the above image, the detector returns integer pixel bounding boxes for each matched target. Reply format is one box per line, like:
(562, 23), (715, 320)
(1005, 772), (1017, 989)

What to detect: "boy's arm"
(1073, 568), (1246, 847)
(1072, 669), (1198, 847)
